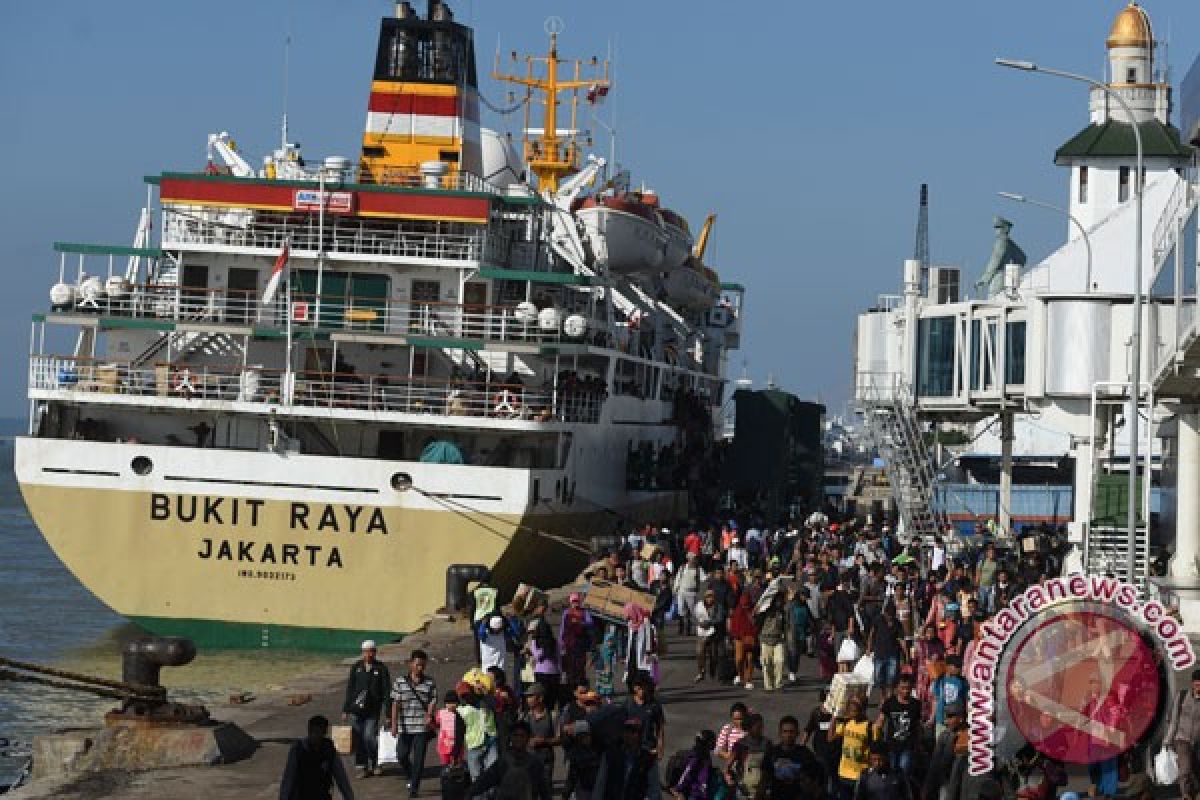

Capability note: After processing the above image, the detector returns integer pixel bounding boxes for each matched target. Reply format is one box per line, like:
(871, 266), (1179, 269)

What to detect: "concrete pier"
(8, 599), (831, 800)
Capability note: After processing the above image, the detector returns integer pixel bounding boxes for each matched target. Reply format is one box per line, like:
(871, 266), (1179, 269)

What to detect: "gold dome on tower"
(1106, 2), (1152, 49)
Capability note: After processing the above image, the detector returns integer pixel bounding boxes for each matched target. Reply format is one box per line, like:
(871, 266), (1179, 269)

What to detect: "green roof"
(477, 268), (601, 286)
(54, 242), (162, 258)
(1054, 119), (1192, 163)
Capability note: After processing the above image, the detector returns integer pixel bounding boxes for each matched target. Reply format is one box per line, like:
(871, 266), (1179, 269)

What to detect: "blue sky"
(3, 1), (1200, 419)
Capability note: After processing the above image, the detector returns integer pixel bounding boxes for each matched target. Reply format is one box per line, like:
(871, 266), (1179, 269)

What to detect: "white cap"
(361, 639), (377, 650)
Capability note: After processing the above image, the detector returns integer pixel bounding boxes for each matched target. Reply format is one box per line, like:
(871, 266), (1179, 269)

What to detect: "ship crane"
(206, 131), (255, 178)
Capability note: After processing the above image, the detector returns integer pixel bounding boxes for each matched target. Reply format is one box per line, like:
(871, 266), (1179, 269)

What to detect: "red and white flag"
(586, 83), (610, 104)
(261, 239), (290, 305)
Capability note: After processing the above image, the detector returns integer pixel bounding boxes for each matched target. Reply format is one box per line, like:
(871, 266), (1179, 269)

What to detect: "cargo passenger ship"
(15, 1), (744, 648)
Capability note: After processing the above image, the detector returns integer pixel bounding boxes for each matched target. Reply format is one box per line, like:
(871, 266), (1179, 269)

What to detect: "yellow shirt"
(835, 719), (871, 781)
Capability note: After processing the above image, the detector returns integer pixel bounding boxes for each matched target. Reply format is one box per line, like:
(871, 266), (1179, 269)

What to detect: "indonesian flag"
(586, 83), (610, 104)
(261, 239), (290, 306)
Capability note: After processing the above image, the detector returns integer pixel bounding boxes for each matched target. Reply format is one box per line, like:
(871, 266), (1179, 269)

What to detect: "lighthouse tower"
(1056, 2), (1190, 238)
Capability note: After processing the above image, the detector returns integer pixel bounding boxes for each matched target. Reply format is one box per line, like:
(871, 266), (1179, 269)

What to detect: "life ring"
(493, 389), (520, 419)
(174, 368), (196, 397)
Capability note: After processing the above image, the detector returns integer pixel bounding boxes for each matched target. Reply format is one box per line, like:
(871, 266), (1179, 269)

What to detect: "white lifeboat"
(575, 193), (667, 274)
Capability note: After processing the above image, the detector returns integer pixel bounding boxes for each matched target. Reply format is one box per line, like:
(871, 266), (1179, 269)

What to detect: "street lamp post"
(997, 191), (1094, 292)
(996, 58), (1144, 585)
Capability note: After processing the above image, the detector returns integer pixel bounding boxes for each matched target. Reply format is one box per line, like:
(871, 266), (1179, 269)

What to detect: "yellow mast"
(493, 32), (609, 193)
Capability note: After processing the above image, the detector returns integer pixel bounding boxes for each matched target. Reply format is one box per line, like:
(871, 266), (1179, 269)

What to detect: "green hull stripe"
(130, 616), (403, 651)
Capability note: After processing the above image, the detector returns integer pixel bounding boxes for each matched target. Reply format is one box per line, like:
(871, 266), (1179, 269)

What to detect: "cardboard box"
(827, 673), (869, 716)
(583, 578), (655, 625)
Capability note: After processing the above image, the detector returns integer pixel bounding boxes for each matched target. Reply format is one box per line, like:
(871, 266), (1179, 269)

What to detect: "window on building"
(1127, 67), (1138, 83)
(1119, 166), (1131, 203)
(1078, 166), (1089, 204)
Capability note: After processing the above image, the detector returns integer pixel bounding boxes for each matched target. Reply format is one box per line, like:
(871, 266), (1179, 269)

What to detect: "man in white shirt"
(930, 537), (947, 574)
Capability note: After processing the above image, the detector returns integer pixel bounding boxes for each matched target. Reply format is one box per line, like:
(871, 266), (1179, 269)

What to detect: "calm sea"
(0, 434), (339, 788)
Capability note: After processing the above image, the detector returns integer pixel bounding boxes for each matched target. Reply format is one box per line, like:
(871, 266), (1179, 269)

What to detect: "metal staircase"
(859, 375), (947, 542)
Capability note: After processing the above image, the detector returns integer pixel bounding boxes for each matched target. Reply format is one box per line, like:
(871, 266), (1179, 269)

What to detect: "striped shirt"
(716, 722), (747, 755)
(391, 674), (437, 734)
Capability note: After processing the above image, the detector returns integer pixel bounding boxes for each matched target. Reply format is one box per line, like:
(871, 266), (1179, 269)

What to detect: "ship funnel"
(395, 1), (415, 19)
(429, 0), (452, 21)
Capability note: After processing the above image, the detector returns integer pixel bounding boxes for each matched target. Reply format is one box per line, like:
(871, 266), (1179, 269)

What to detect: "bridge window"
(917, 316), (956, 398)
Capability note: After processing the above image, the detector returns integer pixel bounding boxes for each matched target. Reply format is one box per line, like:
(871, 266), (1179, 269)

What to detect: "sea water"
(0, 436), (340, 787)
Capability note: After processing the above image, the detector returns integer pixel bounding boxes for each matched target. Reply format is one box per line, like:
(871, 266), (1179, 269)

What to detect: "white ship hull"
(15, 423), (686, 648)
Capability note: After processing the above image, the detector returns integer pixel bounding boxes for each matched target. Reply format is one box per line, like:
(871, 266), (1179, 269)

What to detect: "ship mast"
(493, 28), (609, 193)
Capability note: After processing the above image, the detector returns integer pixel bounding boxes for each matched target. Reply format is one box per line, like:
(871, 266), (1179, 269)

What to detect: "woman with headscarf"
(559, 592), (595, 687)
(623, 602), (660, 689)
(525, 617), (563, 710)
(728, 593), (758, 690)
(914, 623), (946, 714)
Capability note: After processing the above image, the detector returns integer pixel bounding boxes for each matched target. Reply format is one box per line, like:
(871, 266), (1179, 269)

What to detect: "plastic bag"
(836, 637), (860, 665)
(1154, 746), (1179, 786)
(378, 729), (399, 765)
(852, 654), (875, 684)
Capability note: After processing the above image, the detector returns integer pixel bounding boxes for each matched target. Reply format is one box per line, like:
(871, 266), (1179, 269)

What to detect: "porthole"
(391, 472), (413, 491)
(131, 456), (153, 476)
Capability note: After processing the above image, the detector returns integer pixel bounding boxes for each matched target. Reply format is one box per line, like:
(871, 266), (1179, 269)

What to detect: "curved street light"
(996, 57), (1145, 585)
(997, 191), (1094, 293)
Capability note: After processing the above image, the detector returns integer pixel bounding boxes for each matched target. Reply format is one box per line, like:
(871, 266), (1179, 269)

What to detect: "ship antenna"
(280, 0), (294, 150)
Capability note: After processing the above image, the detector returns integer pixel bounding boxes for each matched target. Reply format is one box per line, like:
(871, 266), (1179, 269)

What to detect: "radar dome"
(480, 128), (526, 189)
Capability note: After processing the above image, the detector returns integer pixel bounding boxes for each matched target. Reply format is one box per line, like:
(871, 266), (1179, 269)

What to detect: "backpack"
(738, 748), (766, 798)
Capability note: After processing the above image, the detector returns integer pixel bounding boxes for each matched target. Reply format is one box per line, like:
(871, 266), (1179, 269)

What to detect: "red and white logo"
(1005, 609), (1160, 764)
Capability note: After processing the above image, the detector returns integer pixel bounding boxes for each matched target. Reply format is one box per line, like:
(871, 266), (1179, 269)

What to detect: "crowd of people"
(285, 516), (1180, 800)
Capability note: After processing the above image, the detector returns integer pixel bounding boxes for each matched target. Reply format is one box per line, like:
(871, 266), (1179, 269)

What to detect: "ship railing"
(57, 286), (606, 345)
(372, 167), (502, 194)
(29, 354), (607, 424)
(160, 208), (510, 264)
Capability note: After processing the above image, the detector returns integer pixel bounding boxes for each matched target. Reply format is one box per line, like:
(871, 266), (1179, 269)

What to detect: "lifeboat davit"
(576, 194), (667, 274)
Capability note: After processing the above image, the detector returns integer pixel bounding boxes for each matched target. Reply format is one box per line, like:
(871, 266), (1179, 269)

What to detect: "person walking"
(875, 673), (921, 782)
(756, 589), (788, 692)
(673, 552), (707, 636)
(865, 601), (905, 705)
(624, 673), (666, 758)
(1170, 669), (1200, 800)
(522, 683), (558, 789)
(762, 715), (825, 800)
(389, 648), (438, 796)
(827, 698), (871, 800)
(786, 587), (813, 683)
(729, 594), (758, 690)
(279, 715), (356, 800)
(852, 743), (910, 800)
(725, 713), (770, 800)
(468, 720), (553, 800)
(526, 618), (564, 710)
(693, 589), (725, 683)
(560, 592), (596, 688)
(624, 603), (660, 689)
(594, 717), (662, 800)
(342, 640), (391, 779)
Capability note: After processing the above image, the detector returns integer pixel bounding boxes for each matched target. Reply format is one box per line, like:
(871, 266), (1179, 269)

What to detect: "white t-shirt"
(931, 546), (946, 572)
